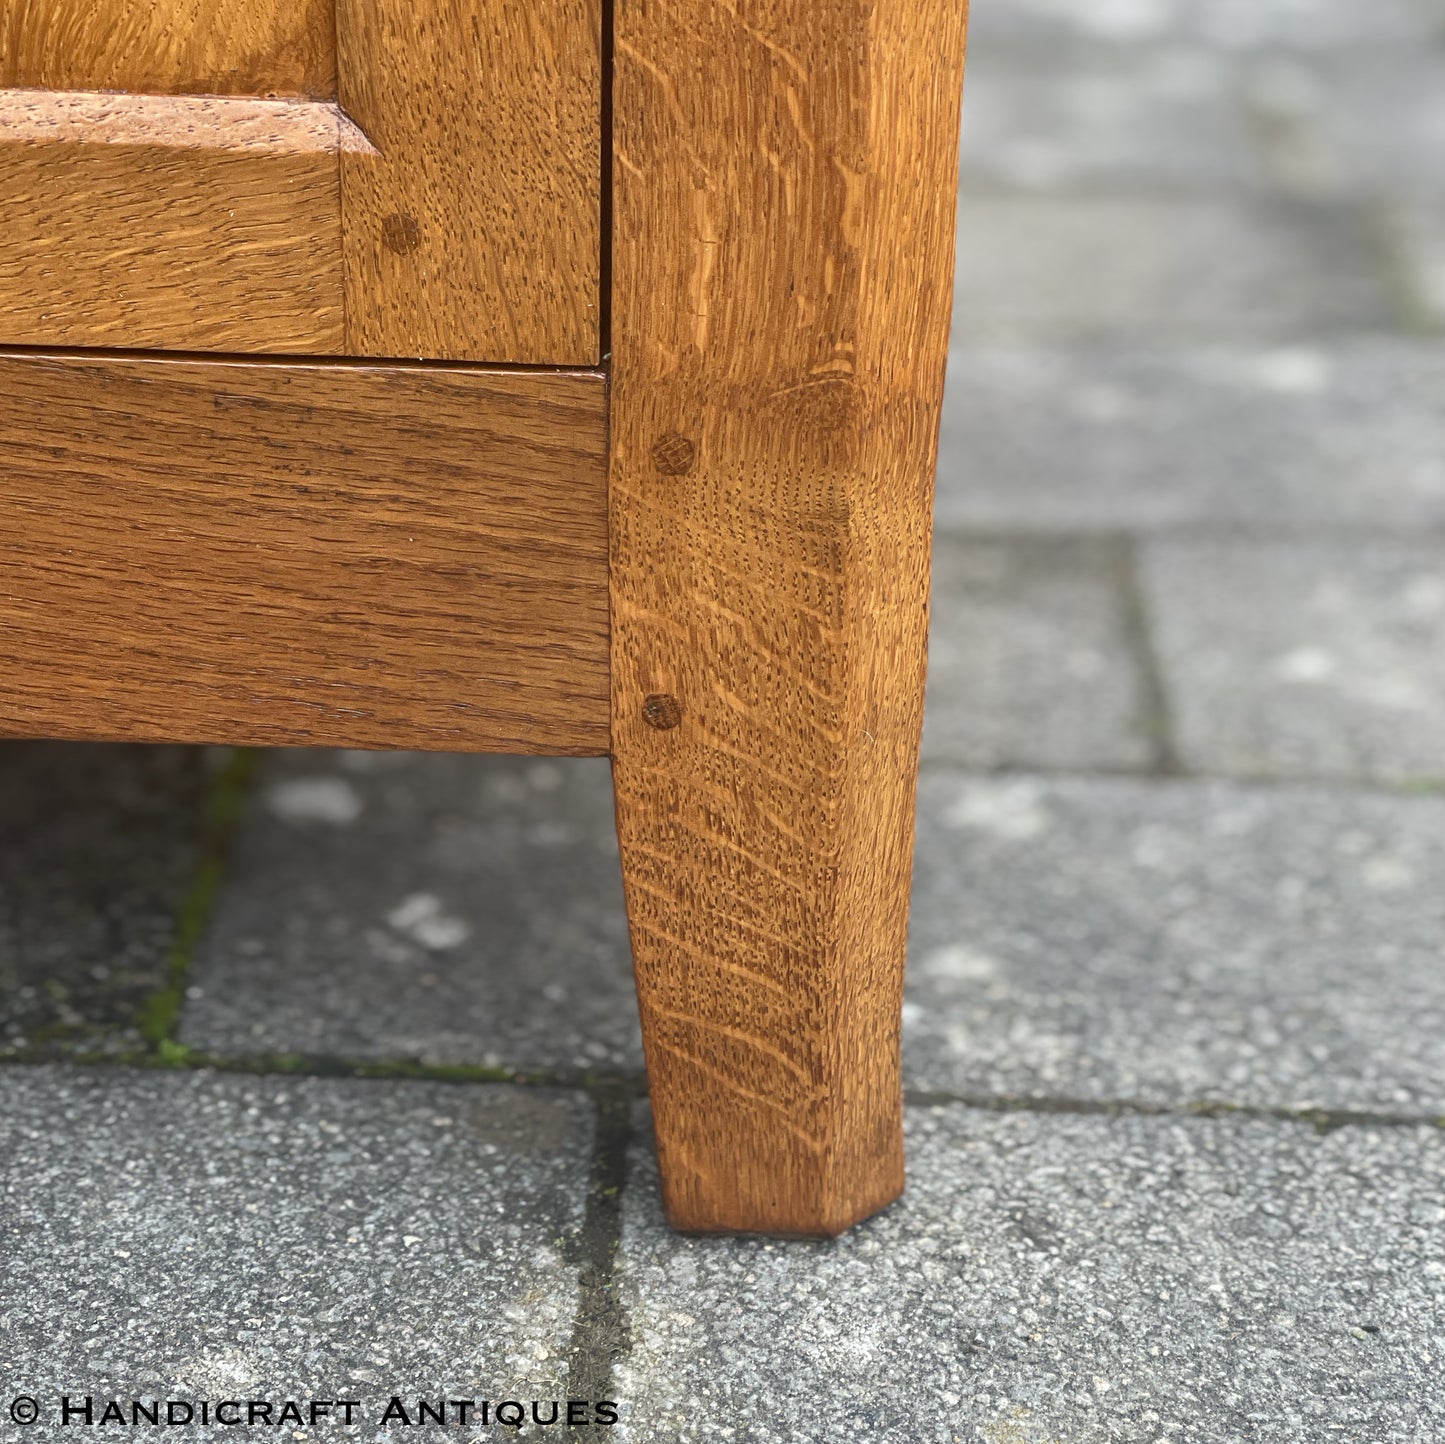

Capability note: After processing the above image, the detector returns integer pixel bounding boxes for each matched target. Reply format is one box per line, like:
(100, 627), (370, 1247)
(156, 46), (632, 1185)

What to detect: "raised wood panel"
(609, 0), (969, 1232)
(0, 0), (336, 98)
(0, 353), (611, 754)
(0, 90), (351, 352)
(338, 0), (602, 364)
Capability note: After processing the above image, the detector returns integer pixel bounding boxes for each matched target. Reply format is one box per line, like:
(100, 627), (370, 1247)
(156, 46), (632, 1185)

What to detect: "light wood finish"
(338, 0), (602, 364)
(609, 0), (968, 1233)
(0, 90), (348, 352)
(0, 0), (336, 97)
(0, 352), (610, 754)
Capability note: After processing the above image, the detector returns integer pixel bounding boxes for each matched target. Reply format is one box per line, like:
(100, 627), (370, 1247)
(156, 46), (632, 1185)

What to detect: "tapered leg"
(608, 0), (968, 1235)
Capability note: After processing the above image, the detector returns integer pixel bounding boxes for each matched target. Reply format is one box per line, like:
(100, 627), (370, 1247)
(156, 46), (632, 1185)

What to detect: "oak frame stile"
(608, 0), (969, 1234)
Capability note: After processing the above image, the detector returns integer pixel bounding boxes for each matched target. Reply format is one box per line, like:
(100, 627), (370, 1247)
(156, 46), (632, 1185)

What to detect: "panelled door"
(0, 0), (601, 361)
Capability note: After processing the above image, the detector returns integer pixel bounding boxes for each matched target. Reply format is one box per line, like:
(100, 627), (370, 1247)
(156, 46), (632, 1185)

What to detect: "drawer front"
(0, 0), (601, 363)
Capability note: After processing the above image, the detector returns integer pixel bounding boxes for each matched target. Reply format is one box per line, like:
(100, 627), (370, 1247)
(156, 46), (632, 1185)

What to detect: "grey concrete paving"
(935, 342), (1445, 534)
(0, 1067), (591, 1440)
(180, 751), (641, 1071)
(617, 1103), (1445, 1444)
(958, 47), (1267, 192)
(0, 743), (209, 1061)
(906, 772), (1445, 1113)
(952, 196), (1396, 340)
(1143, 539), (1445, 782)
(922, 536), (1154, 771)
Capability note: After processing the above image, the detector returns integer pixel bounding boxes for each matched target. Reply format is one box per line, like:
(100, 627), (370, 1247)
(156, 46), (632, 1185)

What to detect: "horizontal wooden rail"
(0, 352), (611, 754)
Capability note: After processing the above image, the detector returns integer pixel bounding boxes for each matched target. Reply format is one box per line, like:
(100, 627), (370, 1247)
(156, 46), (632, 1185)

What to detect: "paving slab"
(179, 752), (641, 1072)
(952, 196), (1395, 341)
(905, 772), (1445, 1113)
(0, 1066), (591, 1439)
(965, 0), (1435, 49)
(959, 46), (1267, 192)
(935, 342), (1445, 533)
(0, 742), (211, 1061)
(618, 1103), (1445, 1444)
(922, 536), (1154, 771)
(1142, 538), (1445, 782)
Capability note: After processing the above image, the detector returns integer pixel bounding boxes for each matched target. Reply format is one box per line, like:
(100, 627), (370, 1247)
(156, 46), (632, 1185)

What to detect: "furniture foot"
(610, 730), (916, 1236)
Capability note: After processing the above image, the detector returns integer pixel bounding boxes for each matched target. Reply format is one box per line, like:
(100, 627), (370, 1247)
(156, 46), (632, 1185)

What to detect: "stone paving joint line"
(563, 1087), (636, 1439)
(133, 746), (257, 1061)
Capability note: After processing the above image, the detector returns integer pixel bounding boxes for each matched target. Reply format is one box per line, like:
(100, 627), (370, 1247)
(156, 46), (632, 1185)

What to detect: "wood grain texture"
(0, 353), (610, 754)
(0, 0), (336, 98)
(0, 90), (346, 352)
(338, 0), (602, 363)
(609, 0), (968, 1234)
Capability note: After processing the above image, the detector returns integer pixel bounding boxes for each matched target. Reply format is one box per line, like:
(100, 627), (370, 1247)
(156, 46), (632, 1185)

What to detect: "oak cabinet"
(0, 0), (968, 1237)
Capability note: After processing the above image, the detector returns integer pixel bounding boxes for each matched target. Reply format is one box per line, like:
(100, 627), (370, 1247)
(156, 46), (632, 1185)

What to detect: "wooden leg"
(607, 0), (967, 1235)
(610, 704), (919, 1237)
